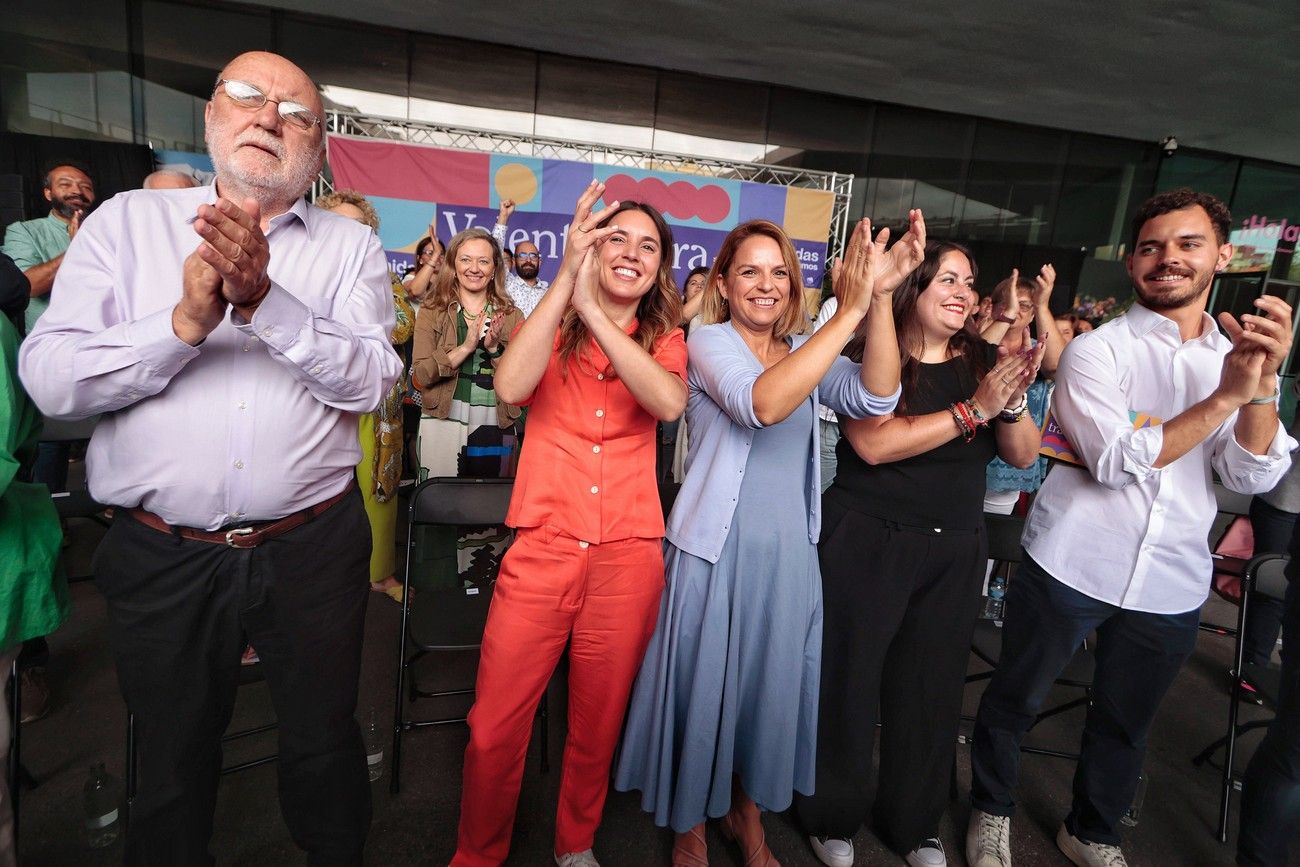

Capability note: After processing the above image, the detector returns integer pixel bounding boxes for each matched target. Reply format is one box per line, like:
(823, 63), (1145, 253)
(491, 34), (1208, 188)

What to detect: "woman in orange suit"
(450, 181), (686, 867)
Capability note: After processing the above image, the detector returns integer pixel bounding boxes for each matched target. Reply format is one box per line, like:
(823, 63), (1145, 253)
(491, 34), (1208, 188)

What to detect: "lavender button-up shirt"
(18, 185), (400, 530)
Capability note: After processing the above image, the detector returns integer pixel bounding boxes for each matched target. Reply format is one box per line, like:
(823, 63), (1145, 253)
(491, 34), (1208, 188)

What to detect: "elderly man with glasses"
(18, 51), (399, 866)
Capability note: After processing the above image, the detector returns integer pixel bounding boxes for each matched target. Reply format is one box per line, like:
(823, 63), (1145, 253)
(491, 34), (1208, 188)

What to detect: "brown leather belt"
(127, 482), (354, 549)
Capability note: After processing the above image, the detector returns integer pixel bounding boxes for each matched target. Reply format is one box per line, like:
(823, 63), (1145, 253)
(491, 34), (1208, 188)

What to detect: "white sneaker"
(554, 850), (600, 867)
(1055, 825), (1127, 867)
(809, 835), (854, 867)
(966, 809), (1012, 867)
(905, 837), (946, 867)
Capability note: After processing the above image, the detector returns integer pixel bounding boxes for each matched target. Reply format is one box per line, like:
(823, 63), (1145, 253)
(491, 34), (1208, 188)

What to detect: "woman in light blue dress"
(616, 213), (924, 866)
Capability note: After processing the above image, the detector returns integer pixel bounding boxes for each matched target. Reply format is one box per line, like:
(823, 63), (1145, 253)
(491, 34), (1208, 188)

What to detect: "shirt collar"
(1125, 300), (1222, 346)
(193, 182), (313, 240)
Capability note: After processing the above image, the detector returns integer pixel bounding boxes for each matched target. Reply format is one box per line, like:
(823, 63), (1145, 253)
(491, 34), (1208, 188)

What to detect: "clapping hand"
(1001, 331), (1047, 408)
(971, 350), (1037, 418)
(1219, 295), (1294, 400)
(560, 181), (622, 279)
(833, 218), (882, 319)
(193, 198), (271, 311)
(873, 208), (926, 297)
(1032, 264), (1056, 309)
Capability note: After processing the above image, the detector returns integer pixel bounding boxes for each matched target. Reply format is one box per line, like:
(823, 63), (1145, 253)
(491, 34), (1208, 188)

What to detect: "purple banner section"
(391, 206), (827, 290)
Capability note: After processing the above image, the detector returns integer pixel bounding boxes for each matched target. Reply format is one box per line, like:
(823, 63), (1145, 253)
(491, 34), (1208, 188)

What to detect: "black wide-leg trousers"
(796, 495), (986, 854)
(95, 488), (373, 867)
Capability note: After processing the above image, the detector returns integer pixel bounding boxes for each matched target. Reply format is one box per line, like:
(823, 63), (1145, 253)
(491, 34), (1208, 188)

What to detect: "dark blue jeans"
(1237, 528), (1300, 865)
(970, 554), (1200, 845)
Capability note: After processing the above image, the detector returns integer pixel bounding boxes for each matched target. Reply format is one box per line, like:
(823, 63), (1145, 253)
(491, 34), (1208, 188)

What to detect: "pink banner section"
(328, 138), (490, 206)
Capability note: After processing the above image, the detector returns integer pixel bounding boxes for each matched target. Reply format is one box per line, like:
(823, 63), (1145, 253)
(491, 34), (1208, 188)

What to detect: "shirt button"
(590, 485), (599, 494)
(595, 409), (604, 418)
(233, 460), (244, 469)
(578, 540), (590, 549)
(592, 445), (601, 454)
(262, 328), (273, 337)
(596, 373), (605, 381)
(311, 365), (322, 374)
(237, 401), (246, 410)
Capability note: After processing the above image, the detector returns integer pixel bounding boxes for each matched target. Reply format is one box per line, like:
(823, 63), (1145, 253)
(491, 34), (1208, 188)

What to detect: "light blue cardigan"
(665, 321), (900, 563)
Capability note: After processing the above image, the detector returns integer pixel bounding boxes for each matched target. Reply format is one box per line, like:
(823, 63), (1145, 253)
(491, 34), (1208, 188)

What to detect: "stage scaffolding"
(315, 110), (855, 271)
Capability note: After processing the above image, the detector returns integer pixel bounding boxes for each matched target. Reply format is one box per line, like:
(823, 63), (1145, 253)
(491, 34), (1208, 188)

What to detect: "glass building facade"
(5, 0), (1299, 330)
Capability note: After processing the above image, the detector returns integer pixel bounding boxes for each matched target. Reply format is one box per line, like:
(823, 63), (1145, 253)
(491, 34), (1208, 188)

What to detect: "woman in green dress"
(0, 306), (70, 862)
(412, 227), (523, 480)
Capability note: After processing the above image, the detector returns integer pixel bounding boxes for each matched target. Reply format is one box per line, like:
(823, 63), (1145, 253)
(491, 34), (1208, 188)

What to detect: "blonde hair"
(423, 228), (514, 315)
(700, 220), (808, 340)
(314, 188), (379, 231)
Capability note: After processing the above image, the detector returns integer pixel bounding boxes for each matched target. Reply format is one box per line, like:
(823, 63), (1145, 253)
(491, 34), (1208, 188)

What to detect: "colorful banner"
(326, 136), (835, 288)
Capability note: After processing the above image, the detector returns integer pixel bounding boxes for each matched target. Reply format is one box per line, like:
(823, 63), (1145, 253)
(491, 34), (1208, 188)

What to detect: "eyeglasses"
(515, 252), (540, 261)
(215, 79), (320, 131)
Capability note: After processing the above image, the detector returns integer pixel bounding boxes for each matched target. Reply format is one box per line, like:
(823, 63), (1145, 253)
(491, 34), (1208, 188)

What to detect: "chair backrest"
(984, 512), (1026, 565)
(408, 477), (514, 527)
(1213, 482), (1253, 517)
(1247, 553), (1291, 602)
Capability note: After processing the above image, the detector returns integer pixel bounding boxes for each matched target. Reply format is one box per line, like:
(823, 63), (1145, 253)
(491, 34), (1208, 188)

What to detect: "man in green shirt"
(1, 160), (96, 335)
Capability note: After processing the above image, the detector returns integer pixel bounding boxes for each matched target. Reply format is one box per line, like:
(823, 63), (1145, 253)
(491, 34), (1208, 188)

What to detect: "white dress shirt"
(18, 185), (400, 530)
(1022, 302), (1294, 614)
(811, 296), (845, 424)
(492, 223), (548, 316)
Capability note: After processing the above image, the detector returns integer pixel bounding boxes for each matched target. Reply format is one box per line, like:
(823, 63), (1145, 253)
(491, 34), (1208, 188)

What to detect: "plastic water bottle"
(984, 574), (1007, 621)
(83, 762), (121, 848)
(363, 709), (384, 783)
(1120, 772), (1147, 827)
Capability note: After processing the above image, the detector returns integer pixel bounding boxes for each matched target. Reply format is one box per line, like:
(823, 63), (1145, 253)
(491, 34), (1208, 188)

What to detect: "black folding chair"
(1201, 481), (1255, 637)
(965, 512), (1094, 761)
(390, 477), (548, 794)
(1190, 552), (1289, 842)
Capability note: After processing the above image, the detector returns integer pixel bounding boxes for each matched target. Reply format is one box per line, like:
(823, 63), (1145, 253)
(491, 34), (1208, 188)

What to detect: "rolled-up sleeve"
(687, 326), (762, 429)
(18, 199), (200, 419)
(819, 356), (900, 419)
(1052, 338), (1164, 490)
(1213, 412), (1296, 494)
(236, 232), (399, 413)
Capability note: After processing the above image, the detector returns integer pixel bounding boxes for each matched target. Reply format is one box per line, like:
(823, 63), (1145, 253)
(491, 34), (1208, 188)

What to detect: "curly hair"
(423, 228), (515, 315)
(1130, 188), (1231, 249)
(557, 201), (682, 375)
(314, 189), (380, 231)
(847, 240), (990, 415)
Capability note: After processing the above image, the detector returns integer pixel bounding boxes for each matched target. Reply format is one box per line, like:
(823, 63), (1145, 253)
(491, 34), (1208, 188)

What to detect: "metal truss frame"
(315, 110), (854, 269)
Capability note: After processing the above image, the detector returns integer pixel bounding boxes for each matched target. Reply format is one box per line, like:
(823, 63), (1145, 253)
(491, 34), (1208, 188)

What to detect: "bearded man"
(965, 188), (1296, 867)
(18, 51), (399, 866)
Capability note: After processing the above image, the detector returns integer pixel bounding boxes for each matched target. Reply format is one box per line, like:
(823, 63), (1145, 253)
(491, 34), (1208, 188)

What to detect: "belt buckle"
(225, 526), (256, 547)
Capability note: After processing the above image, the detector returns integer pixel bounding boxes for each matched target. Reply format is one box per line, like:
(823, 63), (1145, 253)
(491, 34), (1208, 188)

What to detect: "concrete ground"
(14, 492), (1299, 866)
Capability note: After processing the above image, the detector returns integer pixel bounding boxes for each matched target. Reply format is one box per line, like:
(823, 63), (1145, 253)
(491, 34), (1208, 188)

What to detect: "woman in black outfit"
(797, 241), (1044, 867)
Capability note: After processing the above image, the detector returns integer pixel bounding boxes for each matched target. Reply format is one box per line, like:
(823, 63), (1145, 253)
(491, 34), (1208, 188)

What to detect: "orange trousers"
(451, 526), (665, 866)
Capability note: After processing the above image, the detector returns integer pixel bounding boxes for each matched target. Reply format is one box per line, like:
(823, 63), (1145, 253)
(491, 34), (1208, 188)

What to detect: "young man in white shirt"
(966, 189), (1296, 867)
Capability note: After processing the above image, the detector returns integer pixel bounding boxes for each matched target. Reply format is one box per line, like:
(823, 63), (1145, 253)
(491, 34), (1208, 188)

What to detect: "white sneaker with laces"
(905, 837), (946, 866)
(809, 835), (854, 867)
(966, 809), (1012, 867)
(1055, 825), (1128, 867)
(554, 850), (600, 867)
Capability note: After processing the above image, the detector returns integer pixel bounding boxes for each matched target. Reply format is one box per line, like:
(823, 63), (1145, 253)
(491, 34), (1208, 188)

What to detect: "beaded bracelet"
(951, 400), (990, 443)
(949, 403), (974, 441)
(999, 394), (1030, 422)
